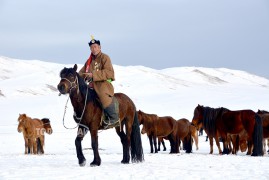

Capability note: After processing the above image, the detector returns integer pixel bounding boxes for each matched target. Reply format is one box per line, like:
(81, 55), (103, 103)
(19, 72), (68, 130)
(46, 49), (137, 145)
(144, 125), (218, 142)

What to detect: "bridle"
(59, 75), (79, 96)
(60, 74), (89, 130)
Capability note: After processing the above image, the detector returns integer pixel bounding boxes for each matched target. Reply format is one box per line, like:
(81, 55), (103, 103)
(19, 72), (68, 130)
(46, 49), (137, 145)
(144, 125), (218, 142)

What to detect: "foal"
(17, 114), (52, 154)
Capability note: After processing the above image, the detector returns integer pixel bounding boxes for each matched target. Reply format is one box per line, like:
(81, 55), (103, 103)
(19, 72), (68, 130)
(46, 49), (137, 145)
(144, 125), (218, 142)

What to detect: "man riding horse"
(79, 36), (119, 126)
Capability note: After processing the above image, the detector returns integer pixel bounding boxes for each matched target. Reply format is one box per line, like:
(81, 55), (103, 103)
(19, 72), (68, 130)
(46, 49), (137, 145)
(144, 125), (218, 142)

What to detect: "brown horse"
(137, 110), (178, 153)
(192, 104), (263, 156)
(17, 114), (53, 154)
(176, 118), (193, 153)
(157, 121), (198, 152)
(57, 65), (144, 166)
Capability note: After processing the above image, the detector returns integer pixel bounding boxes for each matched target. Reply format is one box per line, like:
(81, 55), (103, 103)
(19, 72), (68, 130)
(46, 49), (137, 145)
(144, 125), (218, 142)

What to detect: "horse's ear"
(73, 64), (78, 72)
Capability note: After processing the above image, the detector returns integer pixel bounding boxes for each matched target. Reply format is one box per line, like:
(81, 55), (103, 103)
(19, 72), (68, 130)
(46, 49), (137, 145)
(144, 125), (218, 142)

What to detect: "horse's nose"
(57, 83), (66, 94)
(18, 127), (22, 133)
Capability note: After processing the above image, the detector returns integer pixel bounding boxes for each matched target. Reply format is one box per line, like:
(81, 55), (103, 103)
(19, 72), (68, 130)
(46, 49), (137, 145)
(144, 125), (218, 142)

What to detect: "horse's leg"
(246, 139), (253, 155)
(33, 138), (38, 154)
(263, 139), (266, 154)
(157, 138), (161, 151)
(153, 135), (158, 153)
(192, 132), (199, 150)
(116, 125), (130, 164)
(90, 129), (101, 166)
(148, 134), (154, 153)
(75, 126), (88, 166)
(40, 136), (45, 154)
(24, 137), (28, 154)
(29, 138), (34, 154)
(209, 137), (214, 154)
(266, 138), (269, 153)
(214, 136), (222, 155)
(162, 140), (166, 151)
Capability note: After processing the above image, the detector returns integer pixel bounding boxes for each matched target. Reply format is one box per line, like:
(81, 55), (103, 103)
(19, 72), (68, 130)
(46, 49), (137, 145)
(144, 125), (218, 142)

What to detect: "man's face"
(90, 44), (101, 56)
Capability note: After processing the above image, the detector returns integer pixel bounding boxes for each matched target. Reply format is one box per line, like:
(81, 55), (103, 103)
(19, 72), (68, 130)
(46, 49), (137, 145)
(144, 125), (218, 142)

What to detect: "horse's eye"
(68, 73), (75, 79)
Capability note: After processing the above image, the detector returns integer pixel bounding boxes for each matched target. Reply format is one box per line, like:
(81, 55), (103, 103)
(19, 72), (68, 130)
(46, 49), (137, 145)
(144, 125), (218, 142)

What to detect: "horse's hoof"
(121, 160), (129, 164)
(79, 159), (86, 167)
(90, 161), (101, 166)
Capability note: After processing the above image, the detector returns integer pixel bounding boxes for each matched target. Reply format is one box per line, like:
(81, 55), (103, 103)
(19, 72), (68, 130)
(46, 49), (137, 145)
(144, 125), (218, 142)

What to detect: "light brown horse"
(17, 114), (53, 154)
(190, 124), (199, 150)
(138, 110), (178, 153)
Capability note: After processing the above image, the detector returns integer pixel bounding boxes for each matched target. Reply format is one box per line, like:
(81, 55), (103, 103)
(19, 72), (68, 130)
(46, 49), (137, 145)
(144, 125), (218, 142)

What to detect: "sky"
(0, 0), (269, 78)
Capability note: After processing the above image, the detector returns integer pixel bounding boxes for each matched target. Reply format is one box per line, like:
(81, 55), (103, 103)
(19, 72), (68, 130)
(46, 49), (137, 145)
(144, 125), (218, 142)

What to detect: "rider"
(79, 36), (119, 126)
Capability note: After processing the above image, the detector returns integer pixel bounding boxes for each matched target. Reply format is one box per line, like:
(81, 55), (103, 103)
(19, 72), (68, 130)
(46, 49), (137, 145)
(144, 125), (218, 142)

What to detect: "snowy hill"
(1, 55), (269, 122)
(1, 56), (269, 179)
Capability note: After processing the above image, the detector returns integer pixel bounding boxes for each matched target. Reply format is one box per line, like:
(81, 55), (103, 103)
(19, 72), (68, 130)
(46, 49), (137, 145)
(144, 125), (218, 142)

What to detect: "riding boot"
(104, 102), (119, 126)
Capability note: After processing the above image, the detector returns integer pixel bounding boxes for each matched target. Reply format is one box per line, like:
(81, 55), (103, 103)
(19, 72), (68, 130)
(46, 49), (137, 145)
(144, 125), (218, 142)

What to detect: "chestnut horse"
(137, 110), (178, 153)
(176, 118), (193, 153)
(17, 114), (53, 154)
(58, 65), (143, 166)
(192, 104), (263, 156)
(158, 123), (198, 152)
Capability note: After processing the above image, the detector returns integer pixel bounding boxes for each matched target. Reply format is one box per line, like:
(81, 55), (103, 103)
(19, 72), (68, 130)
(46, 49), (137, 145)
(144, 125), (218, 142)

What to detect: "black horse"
(57, 64), (144, 166)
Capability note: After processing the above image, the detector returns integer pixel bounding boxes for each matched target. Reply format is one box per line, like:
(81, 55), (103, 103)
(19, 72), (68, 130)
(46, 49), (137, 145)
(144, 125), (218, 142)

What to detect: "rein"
(60, 75), (89, 130)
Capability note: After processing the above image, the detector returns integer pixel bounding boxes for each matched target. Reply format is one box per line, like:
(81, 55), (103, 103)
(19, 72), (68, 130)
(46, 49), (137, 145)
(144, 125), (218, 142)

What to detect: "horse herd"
(16, 64), (269, 167)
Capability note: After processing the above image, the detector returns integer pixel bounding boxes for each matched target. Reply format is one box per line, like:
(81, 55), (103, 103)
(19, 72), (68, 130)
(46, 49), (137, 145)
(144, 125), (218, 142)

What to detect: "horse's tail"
(131, 111), (144, 163)
(252, 114), (263, 156)
(183, 132), (192, 153)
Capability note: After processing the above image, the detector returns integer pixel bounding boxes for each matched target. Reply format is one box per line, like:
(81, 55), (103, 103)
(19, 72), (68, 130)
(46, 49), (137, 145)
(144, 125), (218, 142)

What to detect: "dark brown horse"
(57, 65), (144, 166)
(192, 104), (263, 156)
(137, 110), (178, 153)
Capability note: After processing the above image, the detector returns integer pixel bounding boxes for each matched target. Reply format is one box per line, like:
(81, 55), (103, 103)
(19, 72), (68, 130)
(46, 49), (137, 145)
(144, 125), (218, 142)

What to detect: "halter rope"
(61, 76), (89, 130)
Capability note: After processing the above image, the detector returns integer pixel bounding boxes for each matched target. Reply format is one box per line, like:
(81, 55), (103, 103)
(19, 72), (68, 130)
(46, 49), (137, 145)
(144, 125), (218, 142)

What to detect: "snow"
(1, 56), (269, 179)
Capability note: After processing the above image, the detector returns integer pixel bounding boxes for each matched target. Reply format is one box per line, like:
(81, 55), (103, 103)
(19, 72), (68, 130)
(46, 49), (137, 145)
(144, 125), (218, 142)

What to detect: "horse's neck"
(24, 118), (34, 136)
(70, 90), (99, 115)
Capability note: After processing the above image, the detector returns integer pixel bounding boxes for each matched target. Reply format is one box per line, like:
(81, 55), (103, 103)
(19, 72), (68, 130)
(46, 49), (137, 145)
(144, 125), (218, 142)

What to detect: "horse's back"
(176, 118), (190, 138)
(115, 93), (135, 112)
(156, 116), (177, 136)
(221, 109), (256, 134)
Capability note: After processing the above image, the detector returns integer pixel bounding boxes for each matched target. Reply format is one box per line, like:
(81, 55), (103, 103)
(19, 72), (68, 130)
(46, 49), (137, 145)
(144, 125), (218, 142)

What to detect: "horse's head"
(41, 118), (53, 135)
(57, 64), (79, 95)
(257, 109), (269, 115)
(191, 104), (204, 130)
(17, 114), (27, 133)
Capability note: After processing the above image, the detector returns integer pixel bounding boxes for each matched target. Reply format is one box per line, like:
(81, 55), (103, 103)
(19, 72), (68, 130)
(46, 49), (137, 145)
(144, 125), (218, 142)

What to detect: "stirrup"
(103, 118), (120, 129)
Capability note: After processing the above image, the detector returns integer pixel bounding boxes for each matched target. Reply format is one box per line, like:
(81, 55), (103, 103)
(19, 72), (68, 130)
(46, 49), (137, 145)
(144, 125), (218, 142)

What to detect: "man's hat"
(88, 35), (100, 46)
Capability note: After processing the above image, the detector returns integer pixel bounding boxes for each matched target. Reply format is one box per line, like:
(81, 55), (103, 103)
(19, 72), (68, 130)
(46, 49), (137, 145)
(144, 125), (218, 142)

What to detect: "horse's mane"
(41, 118), (50, 124)
(72, 71), (101, 107)
(202, 106), (229, 137)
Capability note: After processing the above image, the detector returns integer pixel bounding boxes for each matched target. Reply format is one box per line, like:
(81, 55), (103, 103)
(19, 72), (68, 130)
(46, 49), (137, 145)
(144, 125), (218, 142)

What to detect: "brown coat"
(79, 52), (115, 108)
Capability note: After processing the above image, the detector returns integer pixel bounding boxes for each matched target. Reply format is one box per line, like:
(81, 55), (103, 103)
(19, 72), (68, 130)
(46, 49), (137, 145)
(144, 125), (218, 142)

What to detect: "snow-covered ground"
(1, 56), (269, 179)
